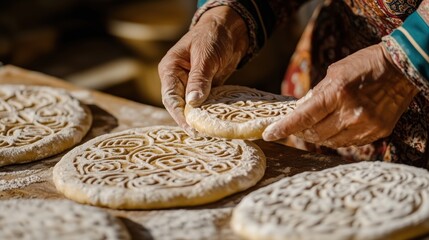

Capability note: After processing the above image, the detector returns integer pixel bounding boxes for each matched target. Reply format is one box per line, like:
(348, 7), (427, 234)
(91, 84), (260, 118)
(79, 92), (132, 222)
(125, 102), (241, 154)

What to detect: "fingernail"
(263, 133), (275, 141)
(186, 91), (202, 105)
(262, 125), (278, 141)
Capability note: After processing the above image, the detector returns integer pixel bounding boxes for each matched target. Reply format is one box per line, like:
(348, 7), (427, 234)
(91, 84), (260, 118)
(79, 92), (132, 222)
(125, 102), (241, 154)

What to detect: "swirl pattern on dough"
(232, 162), (429, 240)
(0, 199), (130, 239)
(185, 85), (296, 139)
(0, 85), (92, 166)
(53, 126), (266, 209)
(201, 86), (295, 122)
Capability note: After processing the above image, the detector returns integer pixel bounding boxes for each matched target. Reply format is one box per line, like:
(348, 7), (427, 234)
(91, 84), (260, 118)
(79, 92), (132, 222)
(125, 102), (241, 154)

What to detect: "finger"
(262, 91), (335, 141)
(158, 43), (195, 131)
(296, 89), (313, 106)
(322, 125), (381, 148)
(322, 129), (359, 148)
(160, 68), (198, 136)
(295, 111), (343, 143)
(161, 74), (186, 126)
(185, 39), (221, 107)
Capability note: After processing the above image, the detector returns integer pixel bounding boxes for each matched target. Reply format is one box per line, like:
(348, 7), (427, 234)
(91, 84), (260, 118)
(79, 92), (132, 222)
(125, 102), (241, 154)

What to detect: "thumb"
(185, 68), (214, 107)
(262, 91), (332, 141)
(185, 43), (220, 107)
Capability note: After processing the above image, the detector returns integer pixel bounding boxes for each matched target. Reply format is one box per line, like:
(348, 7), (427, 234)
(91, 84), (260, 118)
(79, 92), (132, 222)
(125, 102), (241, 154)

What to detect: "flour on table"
(140, 208), (233, 240)
(231, 161), (429, 240)
(53, 126), (266, 209)
(119, 106), (170, 121)
(184, 85), (296, 139)
(0, 169), (45, 191)
(118, 106), (174, 129)
(0, 85), (92, 166)
(0, 199), (130, 239)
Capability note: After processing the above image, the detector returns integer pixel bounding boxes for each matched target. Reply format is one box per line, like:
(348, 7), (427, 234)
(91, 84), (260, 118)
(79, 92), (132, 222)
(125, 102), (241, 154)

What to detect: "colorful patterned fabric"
(383, 2), (429, 100)
(194, 0), (429, 168)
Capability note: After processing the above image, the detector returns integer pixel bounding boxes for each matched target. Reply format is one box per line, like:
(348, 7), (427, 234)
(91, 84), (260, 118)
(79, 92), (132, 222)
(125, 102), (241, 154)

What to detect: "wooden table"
(0, 66), (349, 239)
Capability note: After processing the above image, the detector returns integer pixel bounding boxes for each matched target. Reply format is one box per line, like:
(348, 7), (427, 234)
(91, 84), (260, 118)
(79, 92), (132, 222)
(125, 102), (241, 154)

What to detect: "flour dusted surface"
(0, 85), (92, 166)
(53, 126), (266, 209)
(0, 199), (130, 239)
(0, 169), (45, 191)
(231, 161), (429, 240)
(139, 208), (233, 240)
(185, 85), (296, 139)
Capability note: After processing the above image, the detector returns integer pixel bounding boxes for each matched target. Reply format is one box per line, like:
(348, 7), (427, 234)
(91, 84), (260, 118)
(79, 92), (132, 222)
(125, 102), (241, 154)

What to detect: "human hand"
(262, 43), (419, 148)
(158, 6), (248, 134)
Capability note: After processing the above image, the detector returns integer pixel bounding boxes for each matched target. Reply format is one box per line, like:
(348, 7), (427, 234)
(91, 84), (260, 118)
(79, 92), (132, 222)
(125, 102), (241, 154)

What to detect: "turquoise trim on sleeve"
(402, 12), (429, 56)
(198, 0), (208, 8)
(390, 11), (429, 81)
(391, 30), (429, 80)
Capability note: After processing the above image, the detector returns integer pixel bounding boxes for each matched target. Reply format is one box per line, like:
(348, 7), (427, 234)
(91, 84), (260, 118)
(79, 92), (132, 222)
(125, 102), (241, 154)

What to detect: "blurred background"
(0, 0), (320, 107)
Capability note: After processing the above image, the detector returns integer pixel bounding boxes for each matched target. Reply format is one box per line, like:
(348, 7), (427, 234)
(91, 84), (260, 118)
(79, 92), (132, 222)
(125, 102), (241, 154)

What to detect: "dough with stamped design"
(185, 85), (296, 139)
(53, 126), (266, 209)
(0, 85), (92, 166)
(0, 199), (130, 239)
(232, 161), (429, 240)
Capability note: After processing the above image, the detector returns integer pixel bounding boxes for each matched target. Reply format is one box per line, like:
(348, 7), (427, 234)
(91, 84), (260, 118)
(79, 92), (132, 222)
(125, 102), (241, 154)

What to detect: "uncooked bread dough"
(142, 208), (232, 239)
(0, 85), (92, 166)
(53, 126), (266, 209)
(231, 161), (429, 240)
(0, 199), (130, 239)
(184, 85), (296, 139)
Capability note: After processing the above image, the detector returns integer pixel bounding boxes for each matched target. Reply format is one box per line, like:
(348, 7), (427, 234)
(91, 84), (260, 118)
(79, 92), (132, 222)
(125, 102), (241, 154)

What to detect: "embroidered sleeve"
(194, 0), (307, 67)
(382, 1), (429, 100)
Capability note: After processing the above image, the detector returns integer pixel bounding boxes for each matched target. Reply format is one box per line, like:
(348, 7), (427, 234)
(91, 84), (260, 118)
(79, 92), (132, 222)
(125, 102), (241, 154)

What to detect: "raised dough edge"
(0, 85), (93, 166)
(53, 126), (266, 209)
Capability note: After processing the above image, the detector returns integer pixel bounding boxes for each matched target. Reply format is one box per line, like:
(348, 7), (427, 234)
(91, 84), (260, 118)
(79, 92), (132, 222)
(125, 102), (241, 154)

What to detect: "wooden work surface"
(0, 66), (350, 239)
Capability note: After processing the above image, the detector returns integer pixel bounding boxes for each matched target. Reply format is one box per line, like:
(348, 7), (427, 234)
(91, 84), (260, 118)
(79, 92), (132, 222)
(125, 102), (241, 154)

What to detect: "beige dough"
(0, 85), (92, 166)
(53, 126), (266, 209)
(231, 161), (429, 240)
(184, 85), (296, 139)
(0, 199), (130, 239)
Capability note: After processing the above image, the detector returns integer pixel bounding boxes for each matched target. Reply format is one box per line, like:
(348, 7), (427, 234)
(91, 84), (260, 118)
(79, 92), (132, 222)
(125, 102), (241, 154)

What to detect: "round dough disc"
(53, 126), (266, 209)
(0, 85), (92, 166)
(184, 85), (296, 139)
(231, 161), (429, 240)
(0, 199), (130, 239)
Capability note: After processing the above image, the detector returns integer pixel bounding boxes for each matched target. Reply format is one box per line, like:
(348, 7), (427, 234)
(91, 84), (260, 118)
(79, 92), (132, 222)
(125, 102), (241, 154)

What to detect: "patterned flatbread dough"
(231, 162), (429, 240)
(184, 85), (296, 139)
(0, 199), (130, 239)
(0, 85), (92, 166)
(53, 126), (266, 209)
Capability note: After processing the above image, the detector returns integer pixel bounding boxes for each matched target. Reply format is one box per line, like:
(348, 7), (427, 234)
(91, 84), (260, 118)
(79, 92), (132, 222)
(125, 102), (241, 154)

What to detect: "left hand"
(262, 43), (419, 148)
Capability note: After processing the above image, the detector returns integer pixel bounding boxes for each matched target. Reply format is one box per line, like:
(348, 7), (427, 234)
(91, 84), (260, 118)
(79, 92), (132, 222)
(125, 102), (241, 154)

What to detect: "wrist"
(379, 42), (399, 73)
(379, 43), (419, 96)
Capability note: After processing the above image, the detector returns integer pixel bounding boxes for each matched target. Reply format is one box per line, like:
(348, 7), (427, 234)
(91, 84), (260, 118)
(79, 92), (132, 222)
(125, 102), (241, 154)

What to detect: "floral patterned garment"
(195, 0), (429, 168)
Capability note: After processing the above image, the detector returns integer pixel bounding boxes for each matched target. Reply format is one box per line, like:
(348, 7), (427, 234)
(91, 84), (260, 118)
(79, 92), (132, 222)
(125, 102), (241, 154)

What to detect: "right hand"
(158, 6), (249, 134)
